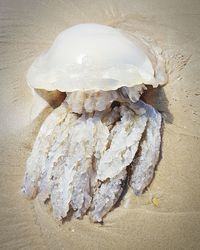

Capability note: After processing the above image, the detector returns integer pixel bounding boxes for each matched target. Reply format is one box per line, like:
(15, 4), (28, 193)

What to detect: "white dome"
(27, 23), (155, 92)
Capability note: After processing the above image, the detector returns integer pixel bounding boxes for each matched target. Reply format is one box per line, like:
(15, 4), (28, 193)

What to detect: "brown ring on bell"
(34, 89), (67, 108)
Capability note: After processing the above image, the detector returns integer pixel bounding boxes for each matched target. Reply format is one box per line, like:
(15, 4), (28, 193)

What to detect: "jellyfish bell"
(27, 23), (167, 114)
(27, 23), (158, 91)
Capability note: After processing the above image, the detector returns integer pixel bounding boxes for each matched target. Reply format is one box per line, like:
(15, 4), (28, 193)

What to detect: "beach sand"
(0, 0), (200, 249)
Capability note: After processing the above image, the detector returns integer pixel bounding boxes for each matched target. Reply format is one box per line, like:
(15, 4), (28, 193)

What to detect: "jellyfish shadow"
(141, 85), (174, 124)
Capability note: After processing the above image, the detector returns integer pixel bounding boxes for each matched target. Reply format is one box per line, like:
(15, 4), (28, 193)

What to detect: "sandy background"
(0, 0), (200, 249)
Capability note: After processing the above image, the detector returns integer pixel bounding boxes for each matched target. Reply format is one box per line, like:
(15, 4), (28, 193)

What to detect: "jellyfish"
(22, 23), (167, 222)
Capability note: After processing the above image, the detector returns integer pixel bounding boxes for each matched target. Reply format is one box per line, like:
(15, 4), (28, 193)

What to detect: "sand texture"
(0, 0), (200, 249)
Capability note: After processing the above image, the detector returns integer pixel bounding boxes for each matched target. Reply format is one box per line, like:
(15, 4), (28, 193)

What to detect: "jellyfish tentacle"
(131, 101), (162, 195)
(38, 111), (77, 202)
(69, 113), (114, 218)
(22, 104), (69, 199)
(90, 170), (127, 222)
(90, 106), (148, 222)
(50, 113), (110, 219)
(47, 115), (95, 219)
(96, 106), (148, 181)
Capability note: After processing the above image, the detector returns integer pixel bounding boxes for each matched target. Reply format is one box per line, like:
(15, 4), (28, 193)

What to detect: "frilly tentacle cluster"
(23, 91), (162, 222)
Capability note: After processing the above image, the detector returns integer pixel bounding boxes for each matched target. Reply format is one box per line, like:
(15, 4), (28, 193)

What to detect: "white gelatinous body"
(27, 23), (166, 92)
(23, 23), (167, 222)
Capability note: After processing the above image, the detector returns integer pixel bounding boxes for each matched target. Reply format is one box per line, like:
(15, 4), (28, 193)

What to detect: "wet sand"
(0, 0), (200, 249)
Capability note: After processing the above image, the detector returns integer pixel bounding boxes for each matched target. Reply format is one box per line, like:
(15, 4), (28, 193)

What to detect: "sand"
(0, 0), (200, 249)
